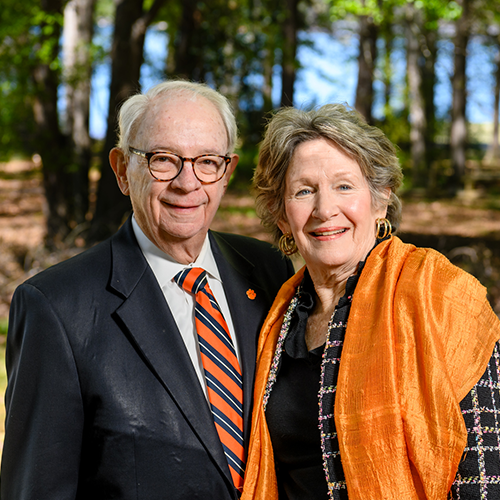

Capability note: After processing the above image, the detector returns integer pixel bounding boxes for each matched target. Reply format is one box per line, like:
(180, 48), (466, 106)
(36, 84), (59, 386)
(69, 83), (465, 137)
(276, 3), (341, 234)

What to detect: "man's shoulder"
(23, 238), (113, 291)
(23, 219), (140, 292)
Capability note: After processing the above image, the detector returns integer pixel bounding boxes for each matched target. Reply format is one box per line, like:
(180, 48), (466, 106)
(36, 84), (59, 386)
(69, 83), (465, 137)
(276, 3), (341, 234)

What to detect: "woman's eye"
(296, 188), (312, 196)
(339, 184), (352, 191)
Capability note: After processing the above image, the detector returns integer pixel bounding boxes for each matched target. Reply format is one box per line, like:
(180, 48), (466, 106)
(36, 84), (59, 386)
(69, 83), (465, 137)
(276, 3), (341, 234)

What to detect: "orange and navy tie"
(174, 267), (245, 493)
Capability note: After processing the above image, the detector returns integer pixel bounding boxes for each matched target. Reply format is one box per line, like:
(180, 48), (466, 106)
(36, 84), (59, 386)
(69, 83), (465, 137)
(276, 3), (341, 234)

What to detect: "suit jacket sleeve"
(2, 283), (83, 499)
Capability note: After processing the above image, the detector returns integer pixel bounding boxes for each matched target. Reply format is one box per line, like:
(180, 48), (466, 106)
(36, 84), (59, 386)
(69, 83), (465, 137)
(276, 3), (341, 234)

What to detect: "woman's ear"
(109, 148), (130, 195)
(277, 218), (291, 235)
(377, 188), (391, 218)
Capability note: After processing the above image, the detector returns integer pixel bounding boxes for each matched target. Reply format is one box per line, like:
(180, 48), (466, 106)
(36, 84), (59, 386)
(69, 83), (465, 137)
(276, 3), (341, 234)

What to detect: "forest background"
(2, 0), (500, 448)
(0, 0), (500, 456)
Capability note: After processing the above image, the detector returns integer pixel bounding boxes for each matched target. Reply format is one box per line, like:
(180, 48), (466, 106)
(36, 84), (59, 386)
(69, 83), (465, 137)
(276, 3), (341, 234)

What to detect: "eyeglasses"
(128, 147), (231, 184)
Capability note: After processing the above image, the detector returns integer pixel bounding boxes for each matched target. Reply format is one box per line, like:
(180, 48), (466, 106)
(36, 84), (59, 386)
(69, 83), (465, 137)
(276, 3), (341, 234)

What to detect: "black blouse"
(266, 269), (359, 500)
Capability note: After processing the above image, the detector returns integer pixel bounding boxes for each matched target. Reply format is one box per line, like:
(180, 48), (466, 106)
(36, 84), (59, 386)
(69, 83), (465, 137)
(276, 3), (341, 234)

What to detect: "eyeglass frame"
(128, 146), (232, 184)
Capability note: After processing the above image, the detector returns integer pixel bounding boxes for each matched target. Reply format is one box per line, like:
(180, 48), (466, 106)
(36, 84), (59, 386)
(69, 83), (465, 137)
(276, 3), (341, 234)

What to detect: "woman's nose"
(312, 191), (339, 220)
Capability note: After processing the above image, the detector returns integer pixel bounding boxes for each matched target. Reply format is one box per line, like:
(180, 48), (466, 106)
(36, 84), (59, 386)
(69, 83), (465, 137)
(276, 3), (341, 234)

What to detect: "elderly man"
(1, 81), (294, 499)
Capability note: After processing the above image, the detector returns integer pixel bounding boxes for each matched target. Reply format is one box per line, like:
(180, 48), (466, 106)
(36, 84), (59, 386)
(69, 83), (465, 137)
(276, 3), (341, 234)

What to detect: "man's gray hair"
(116, 80), (238, 154)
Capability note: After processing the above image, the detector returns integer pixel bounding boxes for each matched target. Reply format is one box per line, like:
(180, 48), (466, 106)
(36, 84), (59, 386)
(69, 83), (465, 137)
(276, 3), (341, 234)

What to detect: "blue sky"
(88, 25), (497, 140)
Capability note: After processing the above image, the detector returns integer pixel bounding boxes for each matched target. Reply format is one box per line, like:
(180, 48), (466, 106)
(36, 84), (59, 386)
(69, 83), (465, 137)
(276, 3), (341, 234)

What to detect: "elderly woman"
(242, 104), (500, 500)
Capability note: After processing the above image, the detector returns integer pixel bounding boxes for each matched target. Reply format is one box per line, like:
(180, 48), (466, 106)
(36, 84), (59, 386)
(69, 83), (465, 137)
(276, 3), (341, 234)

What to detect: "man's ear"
(222, 154), (239, 191)
(109, 148), (130, 196)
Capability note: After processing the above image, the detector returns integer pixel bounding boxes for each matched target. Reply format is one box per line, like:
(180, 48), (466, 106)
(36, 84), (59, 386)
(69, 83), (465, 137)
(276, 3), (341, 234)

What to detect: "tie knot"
(174, 267), (207, 295)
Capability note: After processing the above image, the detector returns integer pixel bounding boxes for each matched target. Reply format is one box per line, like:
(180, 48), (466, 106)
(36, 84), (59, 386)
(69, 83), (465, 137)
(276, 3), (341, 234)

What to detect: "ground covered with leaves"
(1, 160), (500, 319)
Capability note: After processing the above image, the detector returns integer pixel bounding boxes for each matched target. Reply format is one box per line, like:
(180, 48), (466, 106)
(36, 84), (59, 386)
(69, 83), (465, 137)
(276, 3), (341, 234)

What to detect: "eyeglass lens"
(149, 153), (226, 182)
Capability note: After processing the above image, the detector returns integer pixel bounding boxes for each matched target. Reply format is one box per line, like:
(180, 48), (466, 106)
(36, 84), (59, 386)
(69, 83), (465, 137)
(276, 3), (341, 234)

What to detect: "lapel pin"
(246, 289), (256, 300)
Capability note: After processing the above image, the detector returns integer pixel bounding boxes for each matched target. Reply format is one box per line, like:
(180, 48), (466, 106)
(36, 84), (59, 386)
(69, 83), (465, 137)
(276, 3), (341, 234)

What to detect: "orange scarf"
(242, 237), (500, 500)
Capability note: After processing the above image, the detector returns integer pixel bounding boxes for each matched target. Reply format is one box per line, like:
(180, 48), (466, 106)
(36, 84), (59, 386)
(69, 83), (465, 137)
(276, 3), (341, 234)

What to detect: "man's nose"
(169, 160), (201, 191)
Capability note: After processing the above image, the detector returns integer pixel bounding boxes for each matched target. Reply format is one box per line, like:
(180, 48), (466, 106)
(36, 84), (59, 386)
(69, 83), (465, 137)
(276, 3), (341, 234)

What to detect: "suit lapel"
(108, 220), (233, 489)
(210, 232), (270, 446)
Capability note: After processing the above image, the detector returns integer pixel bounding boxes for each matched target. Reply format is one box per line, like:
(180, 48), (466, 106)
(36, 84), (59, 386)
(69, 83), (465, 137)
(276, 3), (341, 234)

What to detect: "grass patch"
(1, 342), (6, 459)
(0, 318), (8, 336)
(224, 207), (257, 217)
(0, 169), (41, 181)
(219, 206), (258, 217)
(0, 344), (5, 393)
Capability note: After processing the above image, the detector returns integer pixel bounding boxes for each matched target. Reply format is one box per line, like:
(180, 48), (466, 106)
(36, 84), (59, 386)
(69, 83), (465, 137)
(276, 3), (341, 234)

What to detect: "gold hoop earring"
(278, 232), (298, 256)
(375, 218), (392, 239)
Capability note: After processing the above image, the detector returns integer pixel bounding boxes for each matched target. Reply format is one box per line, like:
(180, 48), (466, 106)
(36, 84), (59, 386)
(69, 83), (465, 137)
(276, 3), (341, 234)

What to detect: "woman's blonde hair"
(253, 103), (403, 244)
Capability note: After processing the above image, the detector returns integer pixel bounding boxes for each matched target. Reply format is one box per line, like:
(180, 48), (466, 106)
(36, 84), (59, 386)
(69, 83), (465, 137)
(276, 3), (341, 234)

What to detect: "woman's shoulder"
(386, 236), (481, 290)
(394, 238), (486, 295)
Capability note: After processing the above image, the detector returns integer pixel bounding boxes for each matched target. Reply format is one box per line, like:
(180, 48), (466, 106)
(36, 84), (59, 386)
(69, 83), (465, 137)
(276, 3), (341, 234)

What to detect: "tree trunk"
(381, 16), (394, 123)
(406, 2), (427, 189)
(355, 12), (378, 124)
(89, 0), (167, 242)
(485, 39), (500, 162)
(262, 44), (275, 114)
(280, 0), (298, 108)
(422, 24), (438, 174)
(62, 0), (96, 232)
(450, 0), (471, 191)
(32, 0), (72, 248)
(171, 0), (200, 79)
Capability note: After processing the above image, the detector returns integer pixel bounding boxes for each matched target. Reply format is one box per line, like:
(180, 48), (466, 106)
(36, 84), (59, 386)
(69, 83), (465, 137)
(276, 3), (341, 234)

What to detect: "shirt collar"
(131, 215), (221, 288)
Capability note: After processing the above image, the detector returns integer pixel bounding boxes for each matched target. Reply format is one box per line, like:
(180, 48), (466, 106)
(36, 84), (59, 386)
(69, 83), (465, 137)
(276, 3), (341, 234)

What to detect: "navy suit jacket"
(1, 218), (294, 499)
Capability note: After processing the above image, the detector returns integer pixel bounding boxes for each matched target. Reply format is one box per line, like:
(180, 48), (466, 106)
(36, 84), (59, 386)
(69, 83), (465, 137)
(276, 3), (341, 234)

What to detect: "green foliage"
(0, 0), (65, 158)
(231, 142), (260, 189)
(329, 0), (404, 24)
(0, 0), (499, 240)
(95, 0), (115, 20)
(0, 86), (37, 160)
(329, 0), (461, 27)
(0, 318), (8, 337)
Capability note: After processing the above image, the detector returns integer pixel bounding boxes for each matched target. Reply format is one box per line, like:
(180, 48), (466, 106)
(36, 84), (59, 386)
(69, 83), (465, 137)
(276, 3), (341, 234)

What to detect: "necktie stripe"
(202, 361), (243, 405)
(198, 340), (243, 386)
(197, 341), (239, 380)
(207, 293), (222, 311)
(205, 375), (243, 415)
(204, 372), (243, 414)
(195, 303), (235, 351)
(211, 404), (244, 442)
(215, 426), (245, 469)
(175, 268), (196, 289)
(199, 338), (242, 378)
(206, 385), (243, 426)
(177, 267), (206, 294)
(213, 415), (244, 448)
(220, 444), (245, 473)
(174, 267), (245, 493)
(228, 468), (245, 493)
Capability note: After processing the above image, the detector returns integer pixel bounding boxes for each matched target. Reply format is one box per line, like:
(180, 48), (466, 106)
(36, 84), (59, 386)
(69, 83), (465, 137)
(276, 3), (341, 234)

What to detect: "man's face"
(115, 94), (237, 263)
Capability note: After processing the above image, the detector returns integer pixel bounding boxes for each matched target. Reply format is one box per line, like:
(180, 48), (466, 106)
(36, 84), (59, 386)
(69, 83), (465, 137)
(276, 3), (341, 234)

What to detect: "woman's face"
(279, 138), (388, 278)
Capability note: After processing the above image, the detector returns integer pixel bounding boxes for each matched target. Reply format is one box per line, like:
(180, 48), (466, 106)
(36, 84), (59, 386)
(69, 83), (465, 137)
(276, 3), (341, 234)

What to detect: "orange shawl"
(242, 236), (500, 500)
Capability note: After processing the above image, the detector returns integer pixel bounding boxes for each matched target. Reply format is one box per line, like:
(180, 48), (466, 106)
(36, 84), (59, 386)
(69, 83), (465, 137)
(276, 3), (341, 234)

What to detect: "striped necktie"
(174, 267), (245, 493)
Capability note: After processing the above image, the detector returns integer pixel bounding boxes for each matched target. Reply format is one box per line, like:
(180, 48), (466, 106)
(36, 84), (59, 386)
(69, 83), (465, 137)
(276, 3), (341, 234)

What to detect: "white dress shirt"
(131, 217), (240, 398)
